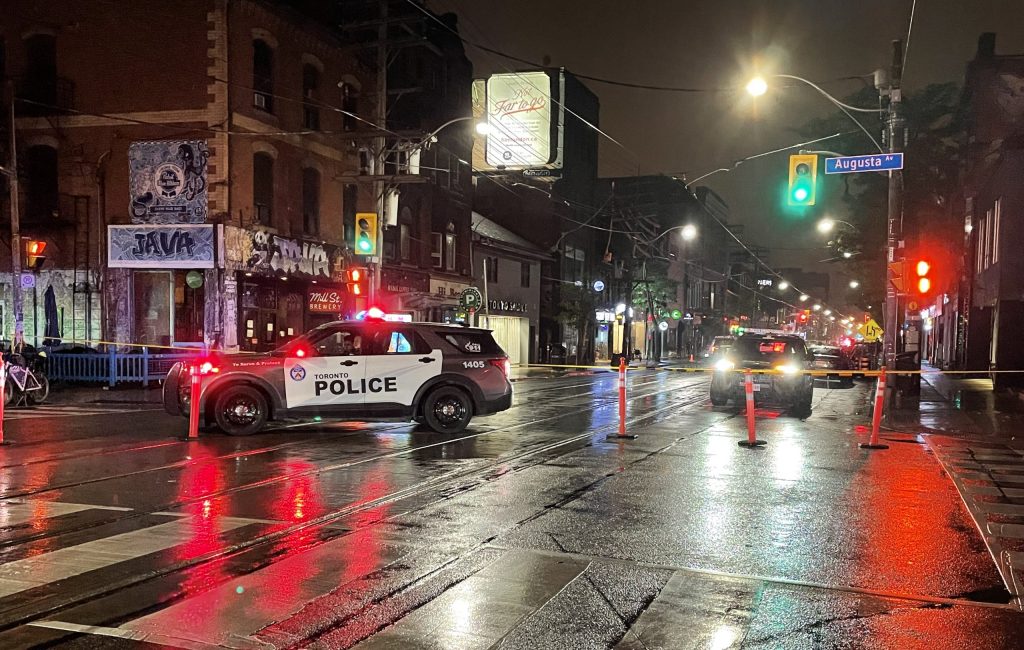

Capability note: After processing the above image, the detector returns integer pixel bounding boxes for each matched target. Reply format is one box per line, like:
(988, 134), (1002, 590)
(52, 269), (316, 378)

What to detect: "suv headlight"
(714, 359), (735, 372)
(775, 364), (799, 375)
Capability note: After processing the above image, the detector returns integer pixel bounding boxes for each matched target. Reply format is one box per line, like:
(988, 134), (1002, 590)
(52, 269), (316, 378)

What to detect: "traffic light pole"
(369, 0), (388, 306)
(883, 41), (905, 398)
(6, 85), (24, 350)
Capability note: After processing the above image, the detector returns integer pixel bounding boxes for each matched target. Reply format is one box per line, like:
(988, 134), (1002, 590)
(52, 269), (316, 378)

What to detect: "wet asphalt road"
(0, 370), (1021, 649)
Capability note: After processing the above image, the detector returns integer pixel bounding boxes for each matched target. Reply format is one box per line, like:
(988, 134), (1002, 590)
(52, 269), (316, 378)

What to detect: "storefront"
(379, 267), (431, 321)
(225, 226), (345, 351)
(108, 224), (216, 348)
(428, 277), (473, 324)
(479, 298), (531, 365)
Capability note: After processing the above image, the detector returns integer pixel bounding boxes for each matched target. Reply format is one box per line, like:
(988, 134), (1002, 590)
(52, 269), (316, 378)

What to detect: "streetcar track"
(0, 377), (708, 552)
(0, 373), (671, 473)
(0, 380), (714, 633)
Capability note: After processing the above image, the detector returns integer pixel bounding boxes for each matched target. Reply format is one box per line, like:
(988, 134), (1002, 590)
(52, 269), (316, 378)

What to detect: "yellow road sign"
(858, 318), (884, 342)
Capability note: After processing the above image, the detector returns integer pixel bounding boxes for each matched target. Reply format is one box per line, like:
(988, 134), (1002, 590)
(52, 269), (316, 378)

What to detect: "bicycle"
(2, 349), (50, 407)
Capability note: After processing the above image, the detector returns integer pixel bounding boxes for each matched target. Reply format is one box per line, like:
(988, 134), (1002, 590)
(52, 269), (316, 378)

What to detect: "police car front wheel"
(423, 386), (473, 434)
(214, 385), (269, 436)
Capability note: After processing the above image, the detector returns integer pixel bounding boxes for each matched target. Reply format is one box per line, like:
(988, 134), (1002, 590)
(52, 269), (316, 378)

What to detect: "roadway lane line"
(26, 621), (205, 650)
(0, 517), (259, 598)
(0, 501), (131, 528)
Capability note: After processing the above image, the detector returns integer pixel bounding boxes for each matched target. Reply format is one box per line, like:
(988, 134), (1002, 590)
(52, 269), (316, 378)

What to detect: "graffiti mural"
(129, 140), (210, 223)
(225, 227), (344, 281)
(108, 225), (216, 268)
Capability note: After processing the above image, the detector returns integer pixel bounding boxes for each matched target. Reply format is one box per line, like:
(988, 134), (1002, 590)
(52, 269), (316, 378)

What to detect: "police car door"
(283, 325), (367, 410)
(363, 327), (442, 407)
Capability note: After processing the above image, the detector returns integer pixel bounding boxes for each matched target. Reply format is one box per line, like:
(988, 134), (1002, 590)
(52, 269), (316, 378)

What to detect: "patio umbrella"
(43, 285), (60, 345)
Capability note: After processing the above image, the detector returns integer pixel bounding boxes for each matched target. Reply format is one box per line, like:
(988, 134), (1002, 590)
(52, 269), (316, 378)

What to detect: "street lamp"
(812, 303), (821, 311)
(849, 280), (860, 289)
(823, 309), (832, 316)
(680, 224), (697, 241)
(817, 218), (835, 234)
(799, 294), (809, 302)
(842, 251), (853, 259)
(745, 76), (768, 97)
(777, 281), (789, 290)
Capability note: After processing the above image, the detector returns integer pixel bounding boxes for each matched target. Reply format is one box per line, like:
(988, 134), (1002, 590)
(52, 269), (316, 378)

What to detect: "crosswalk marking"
(0, 500), (131, 528)
(925, 437), (1024, 605)
(1, 405), (163, 420)
(0, 515), (258, 598)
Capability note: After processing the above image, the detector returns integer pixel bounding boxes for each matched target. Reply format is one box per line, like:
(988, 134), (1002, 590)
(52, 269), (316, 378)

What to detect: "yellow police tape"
(523, 363), (1020, 377)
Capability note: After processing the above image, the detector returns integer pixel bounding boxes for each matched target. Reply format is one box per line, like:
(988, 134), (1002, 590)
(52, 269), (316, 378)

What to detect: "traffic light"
(915, 259), (932, 295)
(787, 154), (818, 207)
(798, 310), (809, 323)
(25, 240), (47, 270)
(345, 267), (367, 297)
(354, 212), (378, 255)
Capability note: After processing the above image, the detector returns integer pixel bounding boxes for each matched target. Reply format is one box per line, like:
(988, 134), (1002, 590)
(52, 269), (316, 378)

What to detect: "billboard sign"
(128, 140), (209, 224)
(108, 224), (216, 268)
(485, 71), (553, 168)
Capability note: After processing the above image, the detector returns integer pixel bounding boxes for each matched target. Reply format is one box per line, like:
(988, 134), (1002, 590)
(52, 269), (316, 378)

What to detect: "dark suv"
(709, 335), (814, 416)
(163, 320), (513, 435)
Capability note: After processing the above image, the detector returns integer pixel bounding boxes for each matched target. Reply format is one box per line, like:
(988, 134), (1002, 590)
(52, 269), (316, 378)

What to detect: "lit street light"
(849, 280), (860, 289)
(681, 224), (698, 241)
(812, 304), (821, 311)
(778, 280), (789, 290)
(823, 309), (832, 316)
(842, 251), (853, 259)
(746, 76), (768, 97)
(799, 294), (809, 302)
(817, 218), (835, 234)
(475, 122), (492, 135)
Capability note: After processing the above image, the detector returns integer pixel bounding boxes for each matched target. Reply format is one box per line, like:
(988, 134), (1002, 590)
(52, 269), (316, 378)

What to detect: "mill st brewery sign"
(308, 287), (344, 313)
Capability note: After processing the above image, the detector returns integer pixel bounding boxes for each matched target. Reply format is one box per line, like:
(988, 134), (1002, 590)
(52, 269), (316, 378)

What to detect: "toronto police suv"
(163, 319), (513, 435)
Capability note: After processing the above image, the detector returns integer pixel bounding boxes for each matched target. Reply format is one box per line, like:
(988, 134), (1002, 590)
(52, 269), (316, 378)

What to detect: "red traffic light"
(916, 260), (930, 277)
(27, 241), (46, 256)
(917, 277), (931, 294)
(914, 259), (932, 295)
(25, 240), (47, 270)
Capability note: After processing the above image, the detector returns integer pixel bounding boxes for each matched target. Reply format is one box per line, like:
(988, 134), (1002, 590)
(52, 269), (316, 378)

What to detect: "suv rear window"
(734, 337), (806, 360)
(438, 330), (505, 355)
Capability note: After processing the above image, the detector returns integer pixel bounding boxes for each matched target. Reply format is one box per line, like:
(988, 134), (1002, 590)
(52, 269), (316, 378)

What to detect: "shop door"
(134, 271), (173, 347)
(484, 316), (523, 365)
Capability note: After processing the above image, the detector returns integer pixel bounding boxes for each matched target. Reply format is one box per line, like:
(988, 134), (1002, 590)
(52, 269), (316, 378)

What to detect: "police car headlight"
(714, 359), (735, 372)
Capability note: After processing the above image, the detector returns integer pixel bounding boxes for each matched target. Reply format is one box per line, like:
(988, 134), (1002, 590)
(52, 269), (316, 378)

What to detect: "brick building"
(1, 0), (374, 351)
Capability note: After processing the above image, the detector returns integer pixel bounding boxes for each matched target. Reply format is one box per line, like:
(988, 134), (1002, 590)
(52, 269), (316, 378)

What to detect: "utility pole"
(882, 40), (905, 388)
(369, 0), (388, 305)
(5, 82), (23, 349)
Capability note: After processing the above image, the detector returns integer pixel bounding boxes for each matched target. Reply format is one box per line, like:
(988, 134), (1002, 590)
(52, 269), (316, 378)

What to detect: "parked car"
(808, 344), (855, 387)
(709, 334), (814, 416)
(702, 335), (736, 364)
(164, 317), (513, 435)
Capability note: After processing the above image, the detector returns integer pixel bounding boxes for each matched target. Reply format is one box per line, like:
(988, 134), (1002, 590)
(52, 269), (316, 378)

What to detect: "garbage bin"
(610, 352), (626, 368)
(893, 350), (920, 397)
(549, 344), (567, 365)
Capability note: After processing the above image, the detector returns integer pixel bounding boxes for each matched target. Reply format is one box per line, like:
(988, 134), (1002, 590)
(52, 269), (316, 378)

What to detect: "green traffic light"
(357, 238), (371, 252)
(793, 187), (808, 202)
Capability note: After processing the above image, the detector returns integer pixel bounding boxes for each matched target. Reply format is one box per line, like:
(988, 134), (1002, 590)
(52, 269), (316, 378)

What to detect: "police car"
(163, 317), (513, 435)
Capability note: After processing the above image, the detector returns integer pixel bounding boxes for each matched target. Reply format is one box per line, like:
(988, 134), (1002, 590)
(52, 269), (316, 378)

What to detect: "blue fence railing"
(46, 349), (195, 387)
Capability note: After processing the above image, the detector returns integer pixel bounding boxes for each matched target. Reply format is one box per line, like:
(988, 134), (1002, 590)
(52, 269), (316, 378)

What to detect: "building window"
(564, 245), (585, 281)
(486, 256), (499, 283)
(302, 64), (320, 130)
(253, 152), (274, 225)
(23, 144), (58, 220)
(340, 82), (358, 131)
(399, 223), (411, 262)
(23, 34), (57, 108)
(252, 39), (274, 112)
(521, 261), (530, 288)
(431, 233), (443, 269)
(445, 233), (457, 271)
(301, 167), (320, 235)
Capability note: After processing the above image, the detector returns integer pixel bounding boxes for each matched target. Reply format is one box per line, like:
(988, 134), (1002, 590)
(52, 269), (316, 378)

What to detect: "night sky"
(429, 0), (1024, 303)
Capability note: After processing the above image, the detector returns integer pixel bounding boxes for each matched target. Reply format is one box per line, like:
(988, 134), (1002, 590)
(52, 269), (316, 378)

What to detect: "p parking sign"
(459, 287), (483, 310)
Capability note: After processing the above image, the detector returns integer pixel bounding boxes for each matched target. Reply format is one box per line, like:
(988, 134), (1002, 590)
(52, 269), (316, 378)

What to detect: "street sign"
(858, 318), (884, 342)
(670, 309), (682, 320)
(658, 321), (669, 332)
(459, 287), (483, 310)
(825, 153), (903, 174)
(20, 273), (35, 289)
(592, 280), (605, 292)
(888, 261), (906, 292)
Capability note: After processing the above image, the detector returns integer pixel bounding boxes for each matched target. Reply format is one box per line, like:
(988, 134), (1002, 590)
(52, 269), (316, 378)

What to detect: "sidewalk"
(45, 383), (163, 405)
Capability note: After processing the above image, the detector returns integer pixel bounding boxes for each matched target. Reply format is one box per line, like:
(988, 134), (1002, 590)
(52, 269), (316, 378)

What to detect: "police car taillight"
(490, 358), (511, 377)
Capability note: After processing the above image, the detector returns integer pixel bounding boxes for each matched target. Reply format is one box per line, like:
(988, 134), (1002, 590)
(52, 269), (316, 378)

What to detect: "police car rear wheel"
(214, 385), (268, 436)
(423, 386), (473, 434)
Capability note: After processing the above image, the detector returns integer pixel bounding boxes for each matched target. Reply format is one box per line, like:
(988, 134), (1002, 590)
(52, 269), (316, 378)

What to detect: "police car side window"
(368, 329), (428, 355)
(313, 328), (363, 356)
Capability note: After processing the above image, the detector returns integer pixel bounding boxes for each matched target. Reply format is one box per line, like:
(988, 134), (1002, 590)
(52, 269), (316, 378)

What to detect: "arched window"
(340, 82), (358, 131)
(302, 64), (320, 130)
(301, 167), (320, 235)
(23, 34), (57, 112)
(252, 39), (274, 112)
(253, 152), (274, 224)
(23, 144), (58, 220)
